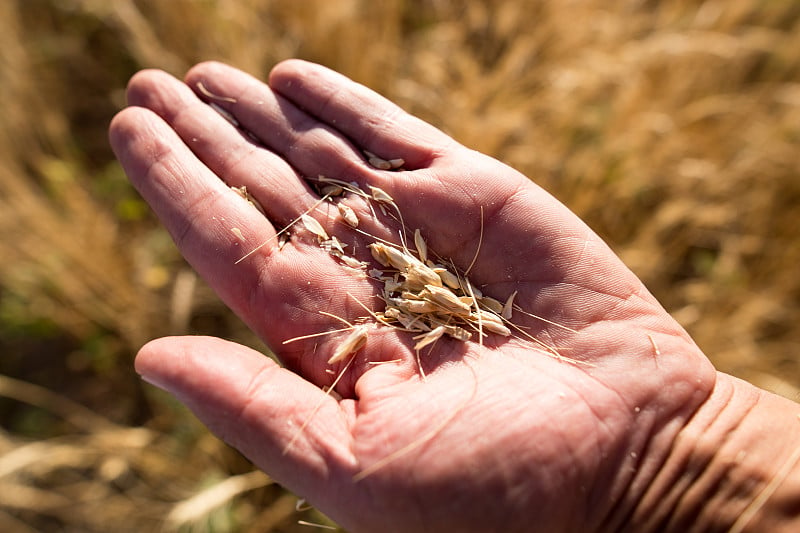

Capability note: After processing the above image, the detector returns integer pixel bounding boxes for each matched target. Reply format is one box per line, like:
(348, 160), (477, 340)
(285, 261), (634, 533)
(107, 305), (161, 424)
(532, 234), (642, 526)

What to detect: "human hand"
(109, 60), (797, 532)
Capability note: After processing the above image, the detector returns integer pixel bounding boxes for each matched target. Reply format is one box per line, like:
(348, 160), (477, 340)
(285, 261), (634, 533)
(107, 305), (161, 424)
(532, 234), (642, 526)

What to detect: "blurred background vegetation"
(1, 0), (798, 531)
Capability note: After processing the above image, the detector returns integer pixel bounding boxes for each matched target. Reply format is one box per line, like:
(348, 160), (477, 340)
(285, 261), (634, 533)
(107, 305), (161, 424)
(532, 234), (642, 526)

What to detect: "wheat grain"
(364, 150), (392, 170)
(300, 214), (329, 241)
(502, 290), (518, 320)
(413, 228), (428, 263)
(230, 185), (265, 214)
(337, 202), (359, 228)
(328, 325), (369, 364)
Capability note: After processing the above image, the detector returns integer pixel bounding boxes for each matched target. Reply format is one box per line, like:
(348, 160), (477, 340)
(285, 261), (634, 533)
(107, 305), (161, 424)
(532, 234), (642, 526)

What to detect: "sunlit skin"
(109, 60), (800, 532)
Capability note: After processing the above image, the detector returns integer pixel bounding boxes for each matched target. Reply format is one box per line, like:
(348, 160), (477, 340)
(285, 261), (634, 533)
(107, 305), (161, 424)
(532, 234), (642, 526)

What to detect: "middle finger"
(126, 68), (319, 228)
(184, 61), (375, 186)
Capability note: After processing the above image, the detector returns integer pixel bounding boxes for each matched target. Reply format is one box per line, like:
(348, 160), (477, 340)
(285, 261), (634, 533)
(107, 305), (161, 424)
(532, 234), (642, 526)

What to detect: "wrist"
(625, 373), (800, 532)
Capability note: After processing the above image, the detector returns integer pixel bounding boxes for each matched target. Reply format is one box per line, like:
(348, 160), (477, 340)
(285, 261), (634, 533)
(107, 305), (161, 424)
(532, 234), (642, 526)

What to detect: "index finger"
(108, 106), (278, 314)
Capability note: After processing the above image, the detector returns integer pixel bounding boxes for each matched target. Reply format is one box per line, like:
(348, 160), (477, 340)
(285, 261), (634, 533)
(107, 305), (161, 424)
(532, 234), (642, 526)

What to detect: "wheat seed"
(502, 291), (518, 320)
(327, 325), (369, 364)
(414, 229), (428, 263)
(300, 214), (329, 241)
(413, 325), (445, 351)
(368, 185), (394, 204)
(231, 185), (266, 215)
(364, 150), (392, 170)
(337, 202), (359, 228)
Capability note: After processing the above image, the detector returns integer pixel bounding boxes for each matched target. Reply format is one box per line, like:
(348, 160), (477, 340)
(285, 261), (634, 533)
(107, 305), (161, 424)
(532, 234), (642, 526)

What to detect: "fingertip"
(107, 106), (159, 159)
(133, 335), (269, 396)
(133, 336), (176, 388)
(186, 60), (230, 75)
(184, 60), (241, 92)
(267, 59), (340, 98)
(107, 107), (131, 149)
(267, 58), (315, 86)
(125, 68), (176, 106)
(126, 68), (165, 89)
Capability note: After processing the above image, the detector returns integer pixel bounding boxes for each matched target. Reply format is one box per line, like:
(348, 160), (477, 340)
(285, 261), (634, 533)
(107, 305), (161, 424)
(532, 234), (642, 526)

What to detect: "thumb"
(135, 336), (359, 503)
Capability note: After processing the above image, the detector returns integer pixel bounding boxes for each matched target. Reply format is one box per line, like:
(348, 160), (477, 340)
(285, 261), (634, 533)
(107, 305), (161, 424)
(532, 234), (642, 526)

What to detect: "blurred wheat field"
(1, 0), (799, 531)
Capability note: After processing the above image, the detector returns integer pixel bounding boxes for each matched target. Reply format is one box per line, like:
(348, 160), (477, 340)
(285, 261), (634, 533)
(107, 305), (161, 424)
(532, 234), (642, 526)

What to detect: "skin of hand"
(109, 60), (800, 533)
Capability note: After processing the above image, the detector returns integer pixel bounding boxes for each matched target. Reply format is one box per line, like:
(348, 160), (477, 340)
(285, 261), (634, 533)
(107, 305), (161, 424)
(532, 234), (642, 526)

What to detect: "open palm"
(110, 60), (716, 532)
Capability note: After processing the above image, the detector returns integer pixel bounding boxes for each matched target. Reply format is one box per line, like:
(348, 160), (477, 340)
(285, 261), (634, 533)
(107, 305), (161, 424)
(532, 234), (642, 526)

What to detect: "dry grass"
(1, 0), (799, 530)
